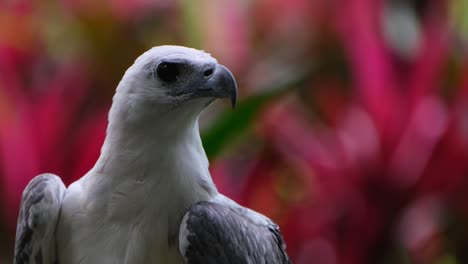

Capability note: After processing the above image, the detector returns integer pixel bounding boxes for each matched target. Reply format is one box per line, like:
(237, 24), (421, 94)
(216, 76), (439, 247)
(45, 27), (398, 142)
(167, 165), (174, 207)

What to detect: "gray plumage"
(181, 201), (290, 264)
(14, 46), (289, 264)
(14, 174), (66, 264)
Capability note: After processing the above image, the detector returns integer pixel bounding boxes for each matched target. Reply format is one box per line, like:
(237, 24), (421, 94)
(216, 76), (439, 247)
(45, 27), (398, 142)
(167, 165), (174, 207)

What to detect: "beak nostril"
(203, 68), (214, 77)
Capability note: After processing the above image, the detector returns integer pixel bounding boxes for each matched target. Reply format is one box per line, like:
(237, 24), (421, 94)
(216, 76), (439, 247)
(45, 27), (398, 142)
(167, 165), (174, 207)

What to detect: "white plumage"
(14, 46), (290, 264)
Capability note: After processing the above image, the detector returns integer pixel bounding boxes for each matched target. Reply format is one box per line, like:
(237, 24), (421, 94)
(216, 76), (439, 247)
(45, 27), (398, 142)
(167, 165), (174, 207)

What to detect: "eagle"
(14, 46), (290, 264)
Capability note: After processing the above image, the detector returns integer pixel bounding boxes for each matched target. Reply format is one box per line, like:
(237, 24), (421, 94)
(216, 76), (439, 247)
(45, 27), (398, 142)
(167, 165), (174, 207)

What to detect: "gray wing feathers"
(179, 201), (290, 264)
(14, 173), (66, 264)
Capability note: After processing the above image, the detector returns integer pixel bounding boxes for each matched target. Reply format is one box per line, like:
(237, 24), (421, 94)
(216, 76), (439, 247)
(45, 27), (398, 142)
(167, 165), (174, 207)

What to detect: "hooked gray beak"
(167, 63), (238, 108)
(196, 64), (238, 109)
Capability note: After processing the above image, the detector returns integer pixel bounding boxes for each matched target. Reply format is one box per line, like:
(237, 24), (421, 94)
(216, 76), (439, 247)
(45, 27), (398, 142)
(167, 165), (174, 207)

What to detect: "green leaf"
(201, 68), (312, 159)
(450, 0), (468, 42)
(437, 254), (457, 264)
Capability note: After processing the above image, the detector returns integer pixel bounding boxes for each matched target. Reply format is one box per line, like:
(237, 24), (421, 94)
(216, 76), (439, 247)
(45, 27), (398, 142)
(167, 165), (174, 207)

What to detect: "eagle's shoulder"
(14, 173), (66, 264)
(179, 196), (290, 264)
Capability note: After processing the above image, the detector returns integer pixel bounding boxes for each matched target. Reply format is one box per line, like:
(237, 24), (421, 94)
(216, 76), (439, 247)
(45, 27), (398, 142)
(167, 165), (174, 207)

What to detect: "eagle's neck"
(80, 109), (216, 262)
(88, 107), (218, 221)
(97, 111), (215, 184)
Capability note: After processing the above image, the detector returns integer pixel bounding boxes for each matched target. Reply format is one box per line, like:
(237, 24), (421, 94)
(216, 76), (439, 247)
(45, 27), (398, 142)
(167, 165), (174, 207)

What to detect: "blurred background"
(1, 0), (468, 263)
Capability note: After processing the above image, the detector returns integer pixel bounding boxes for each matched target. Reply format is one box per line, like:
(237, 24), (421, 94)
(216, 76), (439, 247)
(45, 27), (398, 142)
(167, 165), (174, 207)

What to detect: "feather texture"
(14, 174), (66, 264)
(179, 198), (290, 264)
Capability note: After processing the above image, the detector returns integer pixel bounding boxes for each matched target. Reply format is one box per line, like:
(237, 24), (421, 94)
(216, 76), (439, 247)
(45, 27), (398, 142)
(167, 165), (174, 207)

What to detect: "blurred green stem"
(180, 0), (203, 48)
(202, 67), (313, 159)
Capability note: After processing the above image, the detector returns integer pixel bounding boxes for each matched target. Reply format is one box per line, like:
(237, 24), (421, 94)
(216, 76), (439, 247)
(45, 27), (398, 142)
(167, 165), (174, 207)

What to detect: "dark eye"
(156, 62), (180, 82)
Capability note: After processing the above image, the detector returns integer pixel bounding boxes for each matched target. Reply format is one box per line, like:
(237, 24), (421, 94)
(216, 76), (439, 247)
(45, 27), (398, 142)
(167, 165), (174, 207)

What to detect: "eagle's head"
(110, 46), (237, 130)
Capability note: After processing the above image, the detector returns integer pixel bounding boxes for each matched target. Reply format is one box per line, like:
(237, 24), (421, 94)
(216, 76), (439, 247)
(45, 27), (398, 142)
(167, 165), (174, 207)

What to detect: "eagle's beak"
(205, 65), (238, 109)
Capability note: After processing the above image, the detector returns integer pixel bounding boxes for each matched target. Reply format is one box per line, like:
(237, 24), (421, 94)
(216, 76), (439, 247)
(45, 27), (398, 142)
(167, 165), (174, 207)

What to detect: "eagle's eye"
(156, 62), (180, 82)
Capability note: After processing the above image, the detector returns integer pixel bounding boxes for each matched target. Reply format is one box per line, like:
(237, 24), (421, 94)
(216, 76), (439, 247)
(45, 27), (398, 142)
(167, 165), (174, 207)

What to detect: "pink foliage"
(0, 45), (107, 231)
(1, 0), (467, 263)
(211, 1), (468, 263)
